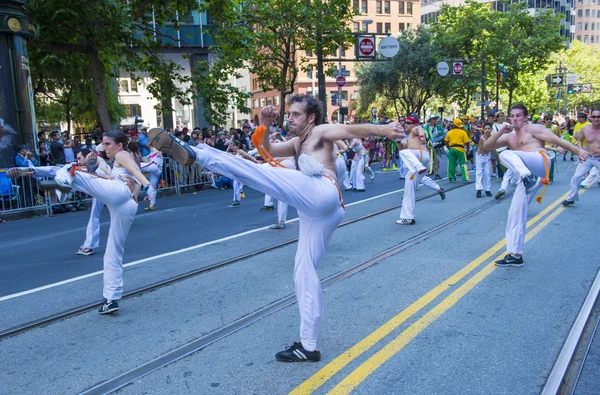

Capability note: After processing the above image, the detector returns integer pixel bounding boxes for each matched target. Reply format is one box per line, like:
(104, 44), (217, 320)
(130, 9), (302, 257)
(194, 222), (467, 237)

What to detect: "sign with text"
(356, 36), (376, 58)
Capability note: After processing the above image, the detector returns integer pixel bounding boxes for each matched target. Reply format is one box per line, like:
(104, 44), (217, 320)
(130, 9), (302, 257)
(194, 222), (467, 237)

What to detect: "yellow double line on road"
(291, 191), (578, 395)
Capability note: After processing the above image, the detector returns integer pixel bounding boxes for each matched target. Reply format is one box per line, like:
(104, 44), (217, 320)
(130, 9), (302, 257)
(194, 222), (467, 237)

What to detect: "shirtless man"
(475, 123), (493, 198)
(563, 108), (600, 206)
(484, 104), (586, 267)
(396, 115), (445, 225)
(150, 95), (403, 362)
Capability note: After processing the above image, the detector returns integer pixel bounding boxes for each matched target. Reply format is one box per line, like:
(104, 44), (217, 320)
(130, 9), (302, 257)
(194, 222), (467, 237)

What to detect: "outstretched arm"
(530, 125), (588, 160)
(316, 122), (405, 142)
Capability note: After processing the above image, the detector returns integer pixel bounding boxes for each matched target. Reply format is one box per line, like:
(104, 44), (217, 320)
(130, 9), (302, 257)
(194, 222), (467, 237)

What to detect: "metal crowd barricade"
(0, 168), (93, 216)
(0, 159), (213, 217)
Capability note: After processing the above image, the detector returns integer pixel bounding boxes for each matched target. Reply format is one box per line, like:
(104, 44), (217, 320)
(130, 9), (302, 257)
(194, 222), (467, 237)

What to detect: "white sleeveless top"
(112, 166), (140, 186)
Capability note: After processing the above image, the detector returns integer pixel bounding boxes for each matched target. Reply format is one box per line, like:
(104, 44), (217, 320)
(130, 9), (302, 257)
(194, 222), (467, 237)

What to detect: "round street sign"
(358, 37), (375, 57)
(379, 36), (400, 58)
(452, 62), (463, 75)
(336, 75), (346, 87)
(436, 61), (450, 77)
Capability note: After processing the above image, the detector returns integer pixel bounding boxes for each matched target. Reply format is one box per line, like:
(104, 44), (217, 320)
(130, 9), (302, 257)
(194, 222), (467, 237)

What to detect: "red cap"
(406, 116), (419, 125)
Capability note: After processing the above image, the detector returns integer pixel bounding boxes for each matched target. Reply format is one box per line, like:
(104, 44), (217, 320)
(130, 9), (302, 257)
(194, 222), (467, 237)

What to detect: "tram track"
(542, 267), (600, 395)
(79, 190), (502, 395)
(0, 181), (473, 340)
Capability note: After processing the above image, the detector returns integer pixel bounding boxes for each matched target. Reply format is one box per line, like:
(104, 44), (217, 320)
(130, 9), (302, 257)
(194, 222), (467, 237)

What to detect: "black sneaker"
(98, 299), (119, 314)
(522, 174), (540, 194)
(435, 174), (442, 180)
(275, 342), (321, 362)
(495, 254), (524, 267)
(485, 191), (492, 197)
(562, 199), (575, 207)
(260, 205), (275, 211)
(438, 187), (446, 200)
(476, 190), (482, 198)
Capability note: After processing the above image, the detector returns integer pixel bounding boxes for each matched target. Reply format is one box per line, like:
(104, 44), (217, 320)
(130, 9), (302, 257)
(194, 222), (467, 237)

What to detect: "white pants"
(263, 159), (293, 223)
(567, 157), (600, 201)
(34, 166), (137, 301)
(399, 149), (439, 220)
(580, 165), (598, 188)
(475, 152), (492, 192)
(82, 198), (105, 249)
(351, 155), (365, 190)
(233, 179), (244, 201)
(336, 155), (352, 190)
(141, 163), (161, 206)
(191, 145), (345, 351)
(363, 154), (375, 180)
(499, 151), (546, 255)
(500, 168), (518, 191)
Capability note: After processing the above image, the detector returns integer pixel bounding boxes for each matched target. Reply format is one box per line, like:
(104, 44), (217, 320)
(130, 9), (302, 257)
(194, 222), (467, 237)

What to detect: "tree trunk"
(87, 46), (112, 131)
(65, 94), (71, 133)
(508, 87), (514, 110)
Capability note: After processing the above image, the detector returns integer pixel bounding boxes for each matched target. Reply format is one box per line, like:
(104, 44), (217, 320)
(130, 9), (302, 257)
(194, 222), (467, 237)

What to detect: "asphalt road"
(1, 158), (598, 395)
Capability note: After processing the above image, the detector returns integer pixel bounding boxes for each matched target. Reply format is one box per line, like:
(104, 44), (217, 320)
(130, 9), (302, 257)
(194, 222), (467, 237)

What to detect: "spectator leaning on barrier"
(137, 126), (151, 157)
(15, 144), (38, 167)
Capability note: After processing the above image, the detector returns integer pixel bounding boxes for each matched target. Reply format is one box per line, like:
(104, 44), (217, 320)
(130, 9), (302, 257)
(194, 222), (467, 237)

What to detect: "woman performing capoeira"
(8, 130), (154, 314)
(141, 147), (164, 211)
(149, 95), (403, 362)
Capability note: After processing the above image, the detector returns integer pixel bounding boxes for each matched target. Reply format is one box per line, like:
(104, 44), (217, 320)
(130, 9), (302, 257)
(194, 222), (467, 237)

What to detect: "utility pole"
(556, 63), (563, 115)
(480, 53), (486, 120)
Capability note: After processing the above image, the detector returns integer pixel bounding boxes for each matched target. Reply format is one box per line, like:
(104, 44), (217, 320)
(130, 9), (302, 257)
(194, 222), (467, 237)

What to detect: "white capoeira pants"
(351, 155), (365, 190)
(363, 154), (375, 180)
(82, 198), (105, 250)
(33, 165), (137, 301)
(141, 162), (161, 206)
(399, 149), (440, 220)
(499, 150), (547, 255)
(263, 159), (293, 223)
(233, 179), (244, 201)
(190, 145), (344, 351)
(336, 154), (352, 190)
(580, 166), (598, 188)
(500, 168), (518, 192)
(567, 157), (600, 201)
(475, 152), (492, 192)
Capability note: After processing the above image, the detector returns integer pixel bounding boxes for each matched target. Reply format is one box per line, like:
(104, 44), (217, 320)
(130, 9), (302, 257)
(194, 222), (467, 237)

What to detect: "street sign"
(476, 100), (491, 106)
(472, 93), (481, 99)
(572, 84), (582, 93)
(333, 68), (351, 77)
(336, 75), (346, 87)
(436, 61), (449, 77)
(583, 83), (592, 93)
(452, 62), (463, 76)
(551, 74), (563, 86)
(379, 36), (400, 58)
(567, 73), (578, 84)
(357, 36), (375, 58)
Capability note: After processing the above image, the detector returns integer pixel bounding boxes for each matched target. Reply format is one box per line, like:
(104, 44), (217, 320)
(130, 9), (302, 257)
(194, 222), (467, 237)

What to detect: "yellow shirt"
(573, 121), (589, 134)
(444, 128), (470, 153)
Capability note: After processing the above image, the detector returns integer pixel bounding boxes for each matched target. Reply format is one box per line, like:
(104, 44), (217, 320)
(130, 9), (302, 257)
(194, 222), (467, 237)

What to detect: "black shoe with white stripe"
(275, 342), (321, 362)
(98, 299), (119, 315)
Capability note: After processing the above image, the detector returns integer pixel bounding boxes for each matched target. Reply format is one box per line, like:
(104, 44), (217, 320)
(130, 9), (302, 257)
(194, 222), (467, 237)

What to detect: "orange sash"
(535, 150), (550, 204)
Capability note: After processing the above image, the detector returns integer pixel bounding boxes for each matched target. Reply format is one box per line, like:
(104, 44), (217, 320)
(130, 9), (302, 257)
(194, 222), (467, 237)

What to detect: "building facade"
(573, 0), (600, 45)
(250, 0), (422, 125)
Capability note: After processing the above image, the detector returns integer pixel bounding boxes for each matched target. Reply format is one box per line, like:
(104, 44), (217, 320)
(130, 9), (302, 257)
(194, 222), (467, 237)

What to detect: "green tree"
(243, 0), (354, 125)
(27, 0), (251, 130)
(356, 27), (447, 119)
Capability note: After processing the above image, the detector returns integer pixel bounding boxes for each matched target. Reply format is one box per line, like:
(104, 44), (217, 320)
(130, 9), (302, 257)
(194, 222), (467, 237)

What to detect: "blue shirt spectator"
(138, 126), (151, 157)
(15, 144), (38, 167)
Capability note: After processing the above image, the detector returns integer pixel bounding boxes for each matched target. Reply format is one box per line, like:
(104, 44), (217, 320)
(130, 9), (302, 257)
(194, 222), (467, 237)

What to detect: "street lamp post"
(556, 63), (563, 115)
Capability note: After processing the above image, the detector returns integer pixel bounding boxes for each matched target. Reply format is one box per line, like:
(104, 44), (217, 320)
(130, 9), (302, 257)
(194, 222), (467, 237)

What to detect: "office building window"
(407, 23), (412, 29)
(307, 66), (313, 79)
(125, 104), (141, 117)
(340, 47), (346, 57)
(274, 95), (280, 106)
(585, 22), (589, 30)
(377, 22), (383, 33)
(407, 2), (413, 15)
(586, 9), (590, 17)
(592, 35), (595, 43)
(578, 9), (583, 17)
(399, 22), (405, 31)
(362, 21), (369, 32)
(353, 0), (359, 12)
(399, 1), (405, 14)
(361, 0), (367, 13)
(577, 22), (583, 30)
(354, 22), (360, 32)
(119, 79), (129, 93)
(306, 50), (313, 57)
(384, 1), (390, 14)
(584, 34), (589, 42)
(593, 10), (597, 17)
(385, 22), (391, 33)
(577, 34), (582, 40)
(376, 0), (382, 13)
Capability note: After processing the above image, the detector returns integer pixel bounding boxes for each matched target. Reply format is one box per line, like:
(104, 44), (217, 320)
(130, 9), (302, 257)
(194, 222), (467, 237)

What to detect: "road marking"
(0, 182), (422, 302)
(290, 191), (570, 395)
(327, 199), (572, 394)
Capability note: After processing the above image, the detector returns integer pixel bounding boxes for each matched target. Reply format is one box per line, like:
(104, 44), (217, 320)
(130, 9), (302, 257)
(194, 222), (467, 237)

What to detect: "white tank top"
(112, 166), (140, 186)
(352, 143), (364, 152)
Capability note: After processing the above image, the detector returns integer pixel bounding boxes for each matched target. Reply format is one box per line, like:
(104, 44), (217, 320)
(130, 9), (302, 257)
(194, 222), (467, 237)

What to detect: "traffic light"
(331, 93), (337, 106)
(567, 84), (574, 94)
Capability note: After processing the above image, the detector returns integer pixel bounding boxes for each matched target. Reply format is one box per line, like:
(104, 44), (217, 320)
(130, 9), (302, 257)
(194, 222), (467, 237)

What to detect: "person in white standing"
(475, 123), (493, 198)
